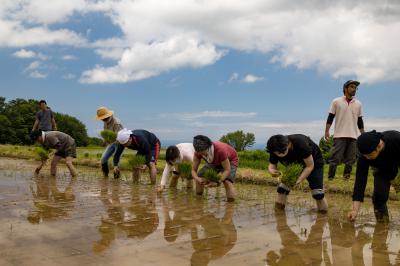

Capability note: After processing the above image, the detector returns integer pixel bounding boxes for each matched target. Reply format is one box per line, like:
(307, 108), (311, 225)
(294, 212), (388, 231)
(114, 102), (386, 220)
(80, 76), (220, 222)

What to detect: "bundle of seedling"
(177, 162), (192, 180)
(100, 130), (117, 144)
(34, 146), (49, 162)
(203, 168), (221, 184)
(127, 154), (146, 183)
(281, 163), (304, 188)
(391, 171), (400, 194)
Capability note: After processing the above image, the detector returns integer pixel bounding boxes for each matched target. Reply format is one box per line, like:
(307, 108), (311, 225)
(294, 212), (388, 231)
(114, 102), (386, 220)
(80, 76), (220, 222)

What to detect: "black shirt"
(269, 134), (324, 168)
(352, 130), (400, 202)
(114, 129), (160, 164)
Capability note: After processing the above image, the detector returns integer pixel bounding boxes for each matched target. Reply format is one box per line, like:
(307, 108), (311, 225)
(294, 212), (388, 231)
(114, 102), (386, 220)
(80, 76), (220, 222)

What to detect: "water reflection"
(267, 210), (328, 265)
(161, 193), (237, 266)
(93, 180), (159, 253)
(27, 176), (76, 224)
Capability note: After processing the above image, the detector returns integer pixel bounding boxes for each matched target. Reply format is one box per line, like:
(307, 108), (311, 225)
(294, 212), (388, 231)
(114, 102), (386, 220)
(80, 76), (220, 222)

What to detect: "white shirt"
(160, 143), (195, 187)
(329, 96), (363, 139)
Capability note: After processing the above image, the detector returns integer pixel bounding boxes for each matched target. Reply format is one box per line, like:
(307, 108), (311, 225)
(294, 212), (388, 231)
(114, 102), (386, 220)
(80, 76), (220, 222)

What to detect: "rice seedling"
(203, 168), (221, 183)
(128, 155), (146, 169)
(100, 130), (117, 143)
(177, 162), (192, 179)
(281, 163), (303, 188)
(34, 146), (49, 161)
(391, 172), (400, 193)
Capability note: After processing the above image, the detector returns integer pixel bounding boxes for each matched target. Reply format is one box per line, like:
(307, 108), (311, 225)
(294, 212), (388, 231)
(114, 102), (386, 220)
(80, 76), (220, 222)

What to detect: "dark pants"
(328, 138), (357, 178)
(372, 169), (392, 221)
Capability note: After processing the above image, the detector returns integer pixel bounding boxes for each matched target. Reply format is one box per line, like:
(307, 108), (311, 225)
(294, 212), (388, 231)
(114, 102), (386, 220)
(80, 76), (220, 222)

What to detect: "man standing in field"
(32, 100), (57, 132)
(95, 107), (124, 178)
(324, 80), (365, 180)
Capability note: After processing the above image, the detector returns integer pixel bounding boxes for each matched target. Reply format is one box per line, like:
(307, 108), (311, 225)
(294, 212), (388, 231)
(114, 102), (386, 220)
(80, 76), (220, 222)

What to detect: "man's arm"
(113, 144), (125, 167)
(268, 163), (280, 177)
(324, 113), (335, 140)
(358, 116), (365, 134)
(51, 117), (57, 131)
(191, 155), (203, 183)
(296, 155), (314, 185)
(348, 158), (369, 221)
(32, 119), (39, 132)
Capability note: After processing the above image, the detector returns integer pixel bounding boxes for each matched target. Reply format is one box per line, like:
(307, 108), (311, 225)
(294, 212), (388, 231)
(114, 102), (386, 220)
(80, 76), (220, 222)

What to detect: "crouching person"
(158, 143), (195, 192)
(348, 130), (400, 223)
(114, 129), (160, 184)
(30, 129), (77, 177)
(191, 135), (238, 202)
(266, 134), (328, 212)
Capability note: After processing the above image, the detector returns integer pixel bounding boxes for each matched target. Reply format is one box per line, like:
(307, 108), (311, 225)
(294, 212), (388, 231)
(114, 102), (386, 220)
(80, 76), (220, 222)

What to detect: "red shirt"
(195, 141), (239, 167)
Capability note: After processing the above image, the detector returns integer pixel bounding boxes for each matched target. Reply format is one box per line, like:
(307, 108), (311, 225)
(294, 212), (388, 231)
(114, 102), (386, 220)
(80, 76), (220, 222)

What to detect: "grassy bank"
(0, 144), (398, 200)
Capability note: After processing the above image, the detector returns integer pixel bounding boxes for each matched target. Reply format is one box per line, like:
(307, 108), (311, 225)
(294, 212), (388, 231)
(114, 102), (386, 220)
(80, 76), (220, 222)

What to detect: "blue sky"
(1, 1), (400, 145)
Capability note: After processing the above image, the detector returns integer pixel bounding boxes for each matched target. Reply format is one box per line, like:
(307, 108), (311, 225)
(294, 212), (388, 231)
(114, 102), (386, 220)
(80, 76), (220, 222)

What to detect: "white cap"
(116, 128), (132, 144)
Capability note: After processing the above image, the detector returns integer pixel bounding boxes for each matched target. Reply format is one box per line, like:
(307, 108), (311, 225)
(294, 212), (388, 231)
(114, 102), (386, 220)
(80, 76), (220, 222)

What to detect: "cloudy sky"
(1, 0), (400, 146)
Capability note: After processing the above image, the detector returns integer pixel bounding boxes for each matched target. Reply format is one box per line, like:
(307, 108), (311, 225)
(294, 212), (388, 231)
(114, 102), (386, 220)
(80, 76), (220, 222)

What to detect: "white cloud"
(80, 35), (224, 83)
(228, 72), (239, 82)
(13, 49), (36, 58)
(62, 55), (77, 61)
(3, 1), (400, 84)
(242, 74), (264, 83)
(25, 61), (41, 71)
(29, 71), (47, 79)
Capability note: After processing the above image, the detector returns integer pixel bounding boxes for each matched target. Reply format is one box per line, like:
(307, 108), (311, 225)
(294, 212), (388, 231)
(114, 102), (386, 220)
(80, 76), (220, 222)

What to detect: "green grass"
(281, 163), (303, 187)
(177, 162), (192, 179)
(127, 155), (146, 169)
(203, 168), (221, 183)
(100, 130), (117, 143)
(34, 146), (49, 161)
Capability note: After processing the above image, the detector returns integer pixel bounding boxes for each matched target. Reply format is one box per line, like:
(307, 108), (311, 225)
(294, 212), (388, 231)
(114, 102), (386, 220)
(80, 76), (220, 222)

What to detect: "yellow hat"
(96, 107), (114, 120)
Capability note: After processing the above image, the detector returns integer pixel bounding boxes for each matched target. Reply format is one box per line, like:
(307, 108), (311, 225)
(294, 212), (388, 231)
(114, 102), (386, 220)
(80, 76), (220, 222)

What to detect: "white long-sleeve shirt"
(160, 143), (195, 187)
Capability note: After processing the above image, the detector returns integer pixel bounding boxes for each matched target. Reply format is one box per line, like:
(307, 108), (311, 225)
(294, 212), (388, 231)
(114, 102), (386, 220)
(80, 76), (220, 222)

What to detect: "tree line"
(0, 97), (101, 146)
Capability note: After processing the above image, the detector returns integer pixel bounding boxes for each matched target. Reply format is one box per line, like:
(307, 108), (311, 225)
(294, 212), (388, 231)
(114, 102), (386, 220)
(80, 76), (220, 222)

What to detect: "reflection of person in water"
(27, 176), (76, 224)
(267, 210), (327, 265)
(161, 193), (204, 243)
(370, 223), (399, 266)
(190, 203), (237, 266)
(93, 183), (159, 253)
(326, 218), (370, 265)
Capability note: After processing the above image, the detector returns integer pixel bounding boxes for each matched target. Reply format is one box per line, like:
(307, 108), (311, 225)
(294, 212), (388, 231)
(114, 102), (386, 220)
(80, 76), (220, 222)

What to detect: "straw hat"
(96, 107), (114, 120)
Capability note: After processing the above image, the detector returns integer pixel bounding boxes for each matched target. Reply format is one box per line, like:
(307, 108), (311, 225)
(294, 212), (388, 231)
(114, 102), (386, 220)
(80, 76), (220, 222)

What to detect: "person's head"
(30, 129), (44, 144)
(95, 106), (113, 122)
(116, 128), (132, 147)
(266, 135), (290, 157)
(343, 80), (360, 98)
(193, 135), (212, 156)
(166, 145), (180, 165)
(357, 130), (384, 160)
(38, 100), (47, 110)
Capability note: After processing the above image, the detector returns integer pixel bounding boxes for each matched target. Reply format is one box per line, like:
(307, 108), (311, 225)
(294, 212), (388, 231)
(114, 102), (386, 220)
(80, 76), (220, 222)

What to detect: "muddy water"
(1, 158), (400, 266)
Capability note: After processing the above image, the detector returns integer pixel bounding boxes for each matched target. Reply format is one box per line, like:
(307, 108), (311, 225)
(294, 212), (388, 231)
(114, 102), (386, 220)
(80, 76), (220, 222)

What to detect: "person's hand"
(270, 170), (281, 177)
(348, 210), (358, 222)
(324, 131), (330, 141)
(34, 167), (41, 175)
(157, 185), (165, 193)
(195, 177), (207, 185)
(205, 181), (219, 188)
(113, 167), (120, 179)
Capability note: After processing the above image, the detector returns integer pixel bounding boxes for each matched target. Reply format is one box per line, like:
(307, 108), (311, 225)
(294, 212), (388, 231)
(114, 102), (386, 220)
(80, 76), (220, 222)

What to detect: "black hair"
(39, 100), (47, 105)
(30, 129), (43, 141)
(165, 145), (180, 164)
(266, 135), (289, 153)
(193, 135), (212, 152)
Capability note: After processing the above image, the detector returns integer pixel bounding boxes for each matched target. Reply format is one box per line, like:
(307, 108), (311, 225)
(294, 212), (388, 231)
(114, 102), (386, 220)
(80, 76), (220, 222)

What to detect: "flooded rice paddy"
(1, 158), (400, 265)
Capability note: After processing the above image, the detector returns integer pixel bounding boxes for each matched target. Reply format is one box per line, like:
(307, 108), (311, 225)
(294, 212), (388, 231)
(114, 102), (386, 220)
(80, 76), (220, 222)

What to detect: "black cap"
(357, 130), (381, 154)
(343, 80), (360, 90)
